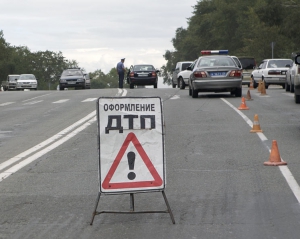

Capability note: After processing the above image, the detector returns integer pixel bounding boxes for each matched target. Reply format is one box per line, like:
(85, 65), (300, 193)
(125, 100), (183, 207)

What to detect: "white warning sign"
(97, 97), (165, 194)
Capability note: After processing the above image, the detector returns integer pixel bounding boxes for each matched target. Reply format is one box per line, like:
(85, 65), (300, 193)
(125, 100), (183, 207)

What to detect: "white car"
(16, 74), (38, 90)
(252, 59), (292, 89)
(177, 60), (197, 89)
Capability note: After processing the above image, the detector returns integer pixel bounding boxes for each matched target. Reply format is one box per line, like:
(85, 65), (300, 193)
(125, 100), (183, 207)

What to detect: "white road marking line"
(0, 111), (96, 172)
(23, 100), (43, 105)
(0, 102), (15, 106)
(52, 99), (69, 103)
(282, 93), (293, 97)
(170, 95), (180, 100)
(0, 117), (97, 182)
(221, 98), (300, 203)
(22, 93), (52, 102)
(82, 98), (97, 102)
(0, 88), (127, 181)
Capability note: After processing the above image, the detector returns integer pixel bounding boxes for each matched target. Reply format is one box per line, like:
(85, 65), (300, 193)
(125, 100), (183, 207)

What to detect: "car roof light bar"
(201, 50), (229, 55)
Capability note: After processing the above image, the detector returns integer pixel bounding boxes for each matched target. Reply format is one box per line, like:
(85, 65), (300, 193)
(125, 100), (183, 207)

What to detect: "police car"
(188, 50), (242, 98)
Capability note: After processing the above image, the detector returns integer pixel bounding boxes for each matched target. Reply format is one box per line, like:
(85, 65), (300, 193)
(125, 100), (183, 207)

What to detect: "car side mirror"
(295, 55), (300, 65)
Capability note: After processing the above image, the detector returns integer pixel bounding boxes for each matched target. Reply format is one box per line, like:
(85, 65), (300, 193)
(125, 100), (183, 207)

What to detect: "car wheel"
(191, 86), (198, 98)
(189, 84), (192, 96)
(285, 82), (290, 91)
(235, 87), (242, 97)
(60, 86), (64, 91)
(179, 77), (185, 89)
(154, 83), (157, 88)
(295, 92), (300, 104)
(291, 82), (294, 93)
(130, 83), (134, 89)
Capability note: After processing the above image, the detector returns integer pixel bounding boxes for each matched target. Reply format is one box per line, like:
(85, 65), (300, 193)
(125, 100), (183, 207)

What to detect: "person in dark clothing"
(116, 58), (125, 88)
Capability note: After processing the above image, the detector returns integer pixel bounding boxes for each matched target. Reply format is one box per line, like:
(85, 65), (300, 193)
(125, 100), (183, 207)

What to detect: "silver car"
(188, 50), (242, 98)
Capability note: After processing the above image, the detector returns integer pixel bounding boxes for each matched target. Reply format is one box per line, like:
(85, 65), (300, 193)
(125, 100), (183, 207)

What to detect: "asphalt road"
(1, 86), (300, 238)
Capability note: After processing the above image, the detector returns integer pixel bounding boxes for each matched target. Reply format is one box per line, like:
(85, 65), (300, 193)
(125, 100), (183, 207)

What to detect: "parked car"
(172, 61), (194, 88)
(188, 50), (242, 98)
(177, 60), (197, 89)
(252, 59), (292, 89)
(59, 68), (91, 90)
(126, 64), (159, 89)
(1, 74), (20, 91)
(16, 74), (38, 90)
(292, 54), (300, 103)
(285, 61), (297, 92)
(238, 57), (256, 87)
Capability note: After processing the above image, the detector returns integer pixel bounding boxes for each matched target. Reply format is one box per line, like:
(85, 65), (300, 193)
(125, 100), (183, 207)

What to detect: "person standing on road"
(116, 58), (126, 89)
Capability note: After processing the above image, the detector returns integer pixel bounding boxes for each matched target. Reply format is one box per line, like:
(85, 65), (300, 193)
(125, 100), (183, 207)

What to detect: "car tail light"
(151, 71), (157, 77)
(229, 70), (242, 77)
(129, 72), (135, 77)
(193, 71), (207, 78)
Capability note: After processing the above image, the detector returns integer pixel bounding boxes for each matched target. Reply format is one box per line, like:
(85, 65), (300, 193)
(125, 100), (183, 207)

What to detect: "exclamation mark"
(127, 151), (136, 180)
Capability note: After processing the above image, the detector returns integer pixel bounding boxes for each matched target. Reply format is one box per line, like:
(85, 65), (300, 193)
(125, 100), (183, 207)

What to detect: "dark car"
(238, 57), (256, 86)
(59, 68), (91, 90)
(126, 64), (159, 89)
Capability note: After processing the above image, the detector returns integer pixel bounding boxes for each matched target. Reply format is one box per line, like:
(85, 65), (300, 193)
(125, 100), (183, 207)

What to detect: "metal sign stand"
(90, 191), (175, 225)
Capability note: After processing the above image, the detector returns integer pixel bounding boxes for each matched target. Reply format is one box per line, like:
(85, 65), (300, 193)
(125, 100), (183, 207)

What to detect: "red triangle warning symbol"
(102, 132), (163, 190)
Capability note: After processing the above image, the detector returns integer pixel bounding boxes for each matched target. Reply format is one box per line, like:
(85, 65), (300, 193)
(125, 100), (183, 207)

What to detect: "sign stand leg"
(89, 190), (175, 225)
(162, 191), (175, 224)
(130, 193), (135, 211)
(90, 192), (101, 225)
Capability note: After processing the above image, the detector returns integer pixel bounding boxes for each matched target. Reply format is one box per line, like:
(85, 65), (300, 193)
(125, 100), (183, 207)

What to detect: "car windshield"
(182, 63), (191, 70)
(133, 65), (155, 71)
(62, 70), (83, 76)
(19, 75), (35, 80)
(239, 58), (256, 69)
(198, 56), (236, 67)
(9, 76), (20, 81)
(267, 60), (293, 68)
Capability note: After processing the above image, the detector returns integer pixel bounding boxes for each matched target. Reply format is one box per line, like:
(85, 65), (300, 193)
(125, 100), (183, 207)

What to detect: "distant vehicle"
(238, 57), (256, 87)
(59, 68), (91, 90)
(126, 64), (159, 89)
(177, 60), (197, 89)
(252, 59), (292, 89)
(1, 75), (20, 91)
(16, 74), (38, 90)
(292, 54), (300, 103)
(188, 50), (242, 98)
(172, 61), (194, 88)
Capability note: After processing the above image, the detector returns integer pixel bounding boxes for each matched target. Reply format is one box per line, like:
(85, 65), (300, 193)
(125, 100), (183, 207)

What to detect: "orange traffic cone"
(264, 140), (287, 166)
(238, 97), (249, 110)
(245, 90), (253, 100)
(250, 114), (263, 133)
(249, 77), (254, 90)
(260, 81), (267, 96)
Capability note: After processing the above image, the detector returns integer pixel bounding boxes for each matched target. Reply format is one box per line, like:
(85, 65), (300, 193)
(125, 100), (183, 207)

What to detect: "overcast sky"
(1, 0), (197, 76)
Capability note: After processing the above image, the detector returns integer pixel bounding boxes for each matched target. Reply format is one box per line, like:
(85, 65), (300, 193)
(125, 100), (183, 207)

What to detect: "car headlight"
(60, 79), (66, 83)
(77, 78), (84, 82)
